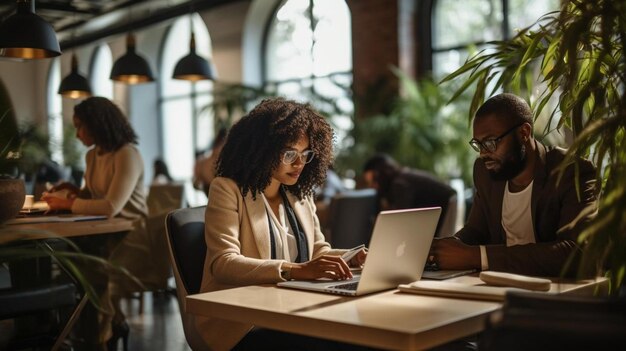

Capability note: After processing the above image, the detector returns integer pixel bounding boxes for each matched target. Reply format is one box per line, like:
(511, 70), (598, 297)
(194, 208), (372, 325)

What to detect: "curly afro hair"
(217, 98), (335, 200)
(74, 97), (138, 152)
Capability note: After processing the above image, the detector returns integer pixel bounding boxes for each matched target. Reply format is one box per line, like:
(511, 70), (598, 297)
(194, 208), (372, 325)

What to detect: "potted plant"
(441, 0), (625, 293)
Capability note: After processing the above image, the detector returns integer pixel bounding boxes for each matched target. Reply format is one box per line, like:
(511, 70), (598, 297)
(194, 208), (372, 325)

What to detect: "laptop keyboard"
(330, 281), (359, 290)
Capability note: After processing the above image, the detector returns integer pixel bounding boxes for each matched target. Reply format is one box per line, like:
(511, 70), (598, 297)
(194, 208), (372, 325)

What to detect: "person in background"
(362, 153), (458, 238)
(197, 98), (369, 351)
(429, 93), (598, 277)
(314, 166), (346, 230)
(193, 127), (228, 195)
(152, 158), (173, 185)
(42, 97), (150, 351)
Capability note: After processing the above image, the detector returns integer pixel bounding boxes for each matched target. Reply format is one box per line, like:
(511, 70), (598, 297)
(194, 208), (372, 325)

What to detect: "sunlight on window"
(47, 58), (63, 164)
(265, 0), (353, 150)
(433, 0), (559, 79)
(90, 45), (113, 99)
(160, 13), (214, 206)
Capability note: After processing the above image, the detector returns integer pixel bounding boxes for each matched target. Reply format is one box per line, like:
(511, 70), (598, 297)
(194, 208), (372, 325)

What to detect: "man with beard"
(429, 93), (598, 277)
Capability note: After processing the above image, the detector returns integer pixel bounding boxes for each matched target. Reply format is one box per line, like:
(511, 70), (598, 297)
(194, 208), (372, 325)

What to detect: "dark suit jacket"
(456, 142), (598, 277)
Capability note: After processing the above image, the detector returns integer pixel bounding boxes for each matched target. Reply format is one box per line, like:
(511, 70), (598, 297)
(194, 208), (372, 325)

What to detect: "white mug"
(23, 195), (34, 209)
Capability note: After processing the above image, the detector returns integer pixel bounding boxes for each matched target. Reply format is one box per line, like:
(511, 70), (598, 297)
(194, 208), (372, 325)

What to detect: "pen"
(341, 244), (366, 262)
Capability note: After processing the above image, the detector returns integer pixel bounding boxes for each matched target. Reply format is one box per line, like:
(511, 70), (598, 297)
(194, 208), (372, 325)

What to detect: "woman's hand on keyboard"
(289, 255), (353, 281)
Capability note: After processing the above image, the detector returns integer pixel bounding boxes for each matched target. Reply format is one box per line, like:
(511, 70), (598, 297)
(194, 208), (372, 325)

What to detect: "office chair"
(165, 206), (210, 351)
(479, 291), (626, 350)
(327, 188), (378, 249)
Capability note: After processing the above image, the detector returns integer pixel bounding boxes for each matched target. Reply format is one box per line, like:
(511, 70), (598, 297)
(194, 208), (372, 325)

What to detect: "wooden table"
(185, 276), (607, 350)
(1, 216), (134, 242)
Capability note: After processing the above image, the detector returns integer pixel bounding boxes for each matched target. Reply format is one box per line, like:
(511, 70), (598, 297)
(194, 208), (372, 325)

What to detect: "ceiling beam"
(59, 0), (242, 50)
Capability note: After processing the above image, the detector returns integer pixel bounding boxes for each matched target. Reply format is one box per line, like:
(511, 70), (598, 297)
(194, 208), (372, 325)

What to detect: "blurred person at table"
(193, 127), (228, 195)
(152, 157), (174, 185)
(429, 93), (598, 278)
(362, 153), (457, 238)
(197, 98), (369, 351)
(42, 96), (150, 351)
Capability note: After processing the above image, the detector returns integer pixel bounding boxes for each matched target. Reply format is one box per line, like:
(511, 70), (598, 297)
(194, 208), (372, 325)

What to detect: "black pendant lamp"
(110, 33), (154, 84)
(58, 53), (92, 99)
(173, 32), (217, 81)
(0, 0), (61, 59)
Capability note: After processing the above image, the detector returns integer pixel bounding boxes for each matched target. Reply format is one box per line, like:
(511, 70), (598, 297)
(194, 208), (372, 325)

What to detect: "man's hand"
(430, 237), (481, 270)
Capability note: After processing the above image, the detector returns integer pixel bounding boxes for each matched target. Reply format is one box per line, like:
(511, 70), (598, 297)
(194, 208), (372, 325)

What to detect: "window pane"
(90, 45), (113, 99)
(311, 0), (352, 76)
(266, 0), (313, 81)
(433, 0), (503, 50)
(47, 58), (63, 164)
(162, 98), (193, 180)
(508, 0), (560, 36)
(160, 14), (214, 207)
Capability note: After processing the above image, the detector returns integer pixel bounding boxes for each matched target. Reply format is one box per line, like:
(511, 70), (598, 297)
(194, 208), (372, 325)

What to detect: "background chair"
(146, 183), (186, 289)
(326, 188), (378, 249)
(128, 183), (186, 313)
(0, 242), (88, 351)
(164, 206), (209, 351)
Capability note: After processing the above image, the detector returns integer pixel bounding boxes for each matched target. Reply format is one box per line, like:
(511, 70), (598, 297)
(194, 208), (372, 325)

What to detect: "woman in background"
(197, 98), (368, 350)
(43, 97), (149, 351)
(152, 158), (174, 184)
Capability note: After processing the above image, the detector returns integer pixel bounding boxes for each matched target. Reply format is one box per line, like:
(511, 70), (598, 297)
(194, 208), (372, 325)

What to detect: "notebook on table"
(277, 207), (441, 296)
(421, 268), (477, 280)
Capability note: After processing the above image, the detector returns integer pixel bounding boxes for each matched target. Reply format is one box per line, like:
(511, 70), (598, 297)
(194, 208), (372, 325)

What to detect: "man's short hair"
(475, 93), (533, 127)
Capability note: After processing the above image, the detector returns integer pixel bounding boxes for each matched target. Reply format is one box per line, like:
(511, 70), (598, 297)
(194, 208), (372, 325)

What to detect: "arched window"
(160, 13), (213, 205)
(89, 44), (114, 99)
(264, 0), (353, 148)
(47, 58), (63, 164)
(431, 0), (560, 79)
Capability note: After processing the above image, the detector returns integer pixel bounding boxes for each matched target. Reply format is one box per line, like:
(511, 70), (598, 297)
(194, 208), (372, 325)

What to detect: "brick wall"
(347, 0), (401, 119)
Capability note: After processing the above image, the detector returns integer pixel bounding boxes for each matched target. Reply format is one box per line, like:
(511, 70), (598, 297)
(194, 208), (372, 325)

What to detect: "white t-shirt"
(480, 180), (536, 270)
(501, 180), (536, 246)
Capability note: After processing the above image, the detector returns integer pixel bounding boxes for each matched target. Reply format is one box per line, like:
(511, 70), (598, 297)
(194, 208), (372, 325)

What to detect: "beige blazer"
(195, 177), (345, 350)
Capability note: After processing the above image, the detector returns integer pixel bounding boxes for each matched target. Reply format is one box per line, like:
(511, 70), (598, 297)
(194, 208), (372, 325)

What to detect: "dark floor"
(119, 289), (192, 351)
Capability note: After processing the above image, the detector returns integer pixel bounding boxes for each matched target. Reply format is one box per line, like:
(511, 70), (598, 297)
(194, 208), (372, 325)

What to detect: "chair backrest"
(147, 183), (185, 216)
(165, 206), (206, 297)
(327, 188), (378, 248)
(164, 206), (209, 351)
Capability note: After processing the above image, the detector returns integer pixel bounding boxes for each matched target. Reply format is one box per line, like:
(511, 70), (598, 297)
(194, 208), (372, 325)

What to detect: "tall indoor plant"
(441, 0), (625, 292)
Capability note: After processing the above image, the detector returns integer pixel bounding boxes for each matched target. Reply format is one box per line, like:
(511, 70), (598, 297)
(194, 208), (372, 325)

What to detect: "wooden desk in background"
(1, 216), (134, 242)
(186, 276), (607, 351)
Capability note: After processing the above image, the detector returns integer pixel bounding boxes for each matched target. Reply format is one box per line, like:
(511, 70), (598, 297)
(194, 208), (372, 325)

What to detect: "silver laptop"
(277, 207), (441, 296)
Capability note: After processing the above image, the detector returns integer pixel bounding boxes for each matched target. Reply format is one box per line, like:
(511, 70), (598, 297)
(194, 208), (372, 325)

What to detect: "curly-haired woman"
(42, 97), (149, 351)
(197, 98), (368, 350)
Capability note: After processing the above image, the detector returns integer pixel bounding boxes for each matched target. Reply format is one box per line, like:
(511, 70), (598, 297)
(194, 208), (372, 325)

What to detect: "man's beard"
(486, 139), (527, 181)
